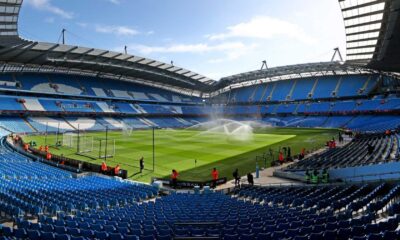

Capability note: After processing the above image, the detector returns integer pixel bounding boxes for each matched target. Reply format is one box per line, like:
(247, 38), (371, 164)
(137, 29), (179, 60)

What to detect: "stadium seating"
(13, 73), (201, 103)
(2, 181), (400, 240)
(286, 133), (399, 171)
(0, 139), (157, 218)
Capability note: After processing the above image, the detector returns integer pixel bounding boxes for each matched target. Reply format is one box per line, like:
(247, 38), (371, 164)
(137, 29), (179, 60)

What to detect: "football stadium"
(0, 0), (400, 239)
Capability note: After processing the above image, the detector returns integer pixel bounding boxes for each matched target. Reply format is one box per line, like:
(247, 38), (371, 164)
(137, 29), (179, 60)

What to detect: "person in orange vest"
(39, 145), (43, 152)
(46, 152), (52, 160)
(45, 145), (49, 153)
(23, 143), (29, 151)
(278, 151), (284, 164)
(101, 161), (108, 174)
(114, 164), (120, 176)
(211, 168), (219, 189)
(171, 169), (179, 189)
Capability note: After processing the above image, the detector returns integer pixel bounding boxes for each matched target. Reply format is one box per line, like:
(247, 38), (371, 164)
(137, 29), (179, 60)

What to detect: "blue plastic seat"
(191, 228), (205, 237)
(368, 233), (383, 240)
(78, 222), (90, 230)
(66, 221), (78, 228)
(141, 235), (155, 240)
(237, 227), (250, 235)
(55, 234), (71, 240)
(94, 231), (109, 240)
(223, 234), (239, 240)
(130, 228), (142, 236)
(338, 220), (350, 229)
(338, 228), (351, 239)
(55, 220), (66, 227)
(158, 235), (171, 240)
(2, 227), (13, 237)
(14, 228), (28, 239)
(325, 222), (338, 231)
(365, 224), (380, 234)
(18, 220), (31, 229)
(90, 224), (103, 232)
(70, 237), (85, 240)
(240, 233), (255, 240)
(104, 225), (116, 233)
(41, 232), (56, 240)
(42, 224), (54, 233)
(27, 230), (41, 240)
(312, 224), (325, 233)
(66, 228), (80, 236)
(352, 226), (366, 237)
(382, 231), (397, 240)
(309, 232), (323, 240)
(30, 223), (42, 230)
(299, 226), (312, 236)
(271, 230), (285, 240)
(294, 236), (308, 240)
(124, 235), (139, 240)
(290, 221), (302, 229)
(55, 226), (67, 234)
(353, 236), (368, 240)
(109, 233), (124, 240)
(80, 229), (94, 238)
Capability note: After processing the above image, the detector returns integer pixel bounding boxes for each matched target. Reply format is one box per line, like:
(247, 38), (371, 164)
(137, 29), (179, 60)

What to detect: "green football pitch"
(23, 128), (337, 183)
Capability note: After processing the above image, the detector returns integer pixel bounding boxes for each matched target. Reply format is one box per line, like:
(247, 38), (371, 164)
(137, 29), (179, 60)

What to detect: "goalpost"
(77, 135), (94, 154)
(98, 138), (115, 159)
(122, 122), (133, 137)
(62, 131), (114, 159)
(62, 132), (77, 148)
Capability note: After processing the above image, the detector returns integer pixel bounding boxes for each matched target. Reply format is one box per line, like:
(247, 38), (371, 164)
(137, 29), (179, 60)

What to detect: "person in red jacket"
(101, 161), (108, 174)
(46, 152), (52, 160)
(114, 164), (120, 176)
(278, 151), (284, 164)
(211, 168), (219, 188)
(171, 169), (179, 189)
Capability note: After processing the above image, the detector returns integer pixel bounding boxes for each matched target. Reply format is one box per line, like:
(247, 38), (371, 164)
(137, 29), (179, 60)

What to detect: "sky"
(20, 0), (346, 80)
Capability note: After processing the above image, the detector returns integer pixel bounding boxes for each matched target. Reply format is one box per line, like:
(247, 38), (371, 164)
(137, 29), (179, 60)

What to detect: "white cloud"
(95, 25), (139, 36)
(207, 43), (258, 63)
(131, 42), (250, 55)
(127, 41), (257, 64)
(107, 0), (120, 4)
(207, 16), (316, 44)
(26, 0), (73, 19)
(76, 22), (88, 28)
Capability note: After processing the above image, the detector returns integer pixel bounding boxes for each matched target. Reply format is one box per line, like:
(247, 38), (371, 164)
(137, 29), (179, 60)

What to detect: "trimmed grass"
(23, 128), (337, 183)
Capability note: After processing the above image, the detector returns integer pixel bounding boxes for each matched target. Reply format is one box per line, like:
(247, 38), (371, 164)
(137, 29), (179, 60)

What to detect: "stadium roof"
(215, 61), (377, 90)
(0, 0), (399, 95)
(0, 0), (216, 96)
(339, 0), (400, 72)
(0, 0), (20, 38)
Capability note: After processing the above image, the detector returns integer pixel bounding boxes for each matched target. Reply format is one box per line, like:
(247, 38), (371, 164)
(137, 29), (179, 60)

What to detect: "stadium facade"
(0, 0), (400, 239)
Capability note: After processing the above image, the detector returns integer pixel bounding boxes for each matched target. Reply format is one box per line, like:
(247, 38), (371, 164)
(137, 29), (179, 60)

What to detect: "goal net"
(62, 132), (77, 148)
(77, 135), (94, 154)
(122, 122), (133, 137)
(98, 138), (115, 159)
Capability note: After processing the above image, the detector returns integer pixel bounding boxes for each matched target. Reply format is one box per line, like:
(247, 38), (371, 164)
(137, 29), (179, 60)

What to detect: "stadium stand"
(286, 133), (399, 171)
